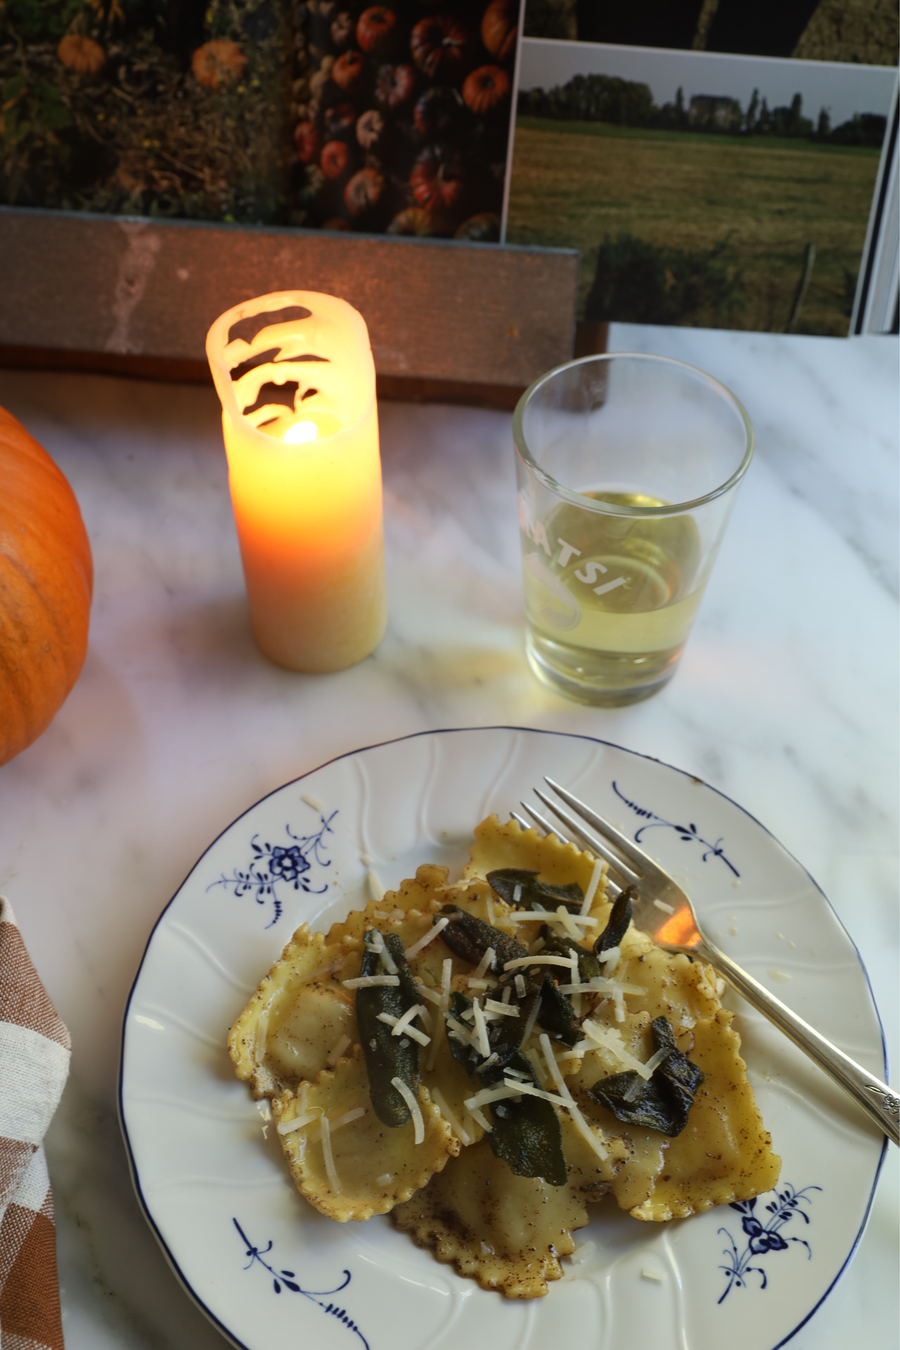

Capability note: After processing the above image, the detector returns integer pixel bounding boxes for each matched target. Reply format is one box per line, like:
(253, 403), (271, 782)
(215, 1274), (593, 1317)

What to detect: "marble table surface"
(0, 323), (896, 1350)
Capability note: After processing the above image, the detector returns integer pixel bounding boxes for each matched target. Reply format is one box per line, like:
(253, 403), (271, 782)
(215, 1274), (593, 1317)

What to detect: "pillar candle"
(206, 291), (387, 672)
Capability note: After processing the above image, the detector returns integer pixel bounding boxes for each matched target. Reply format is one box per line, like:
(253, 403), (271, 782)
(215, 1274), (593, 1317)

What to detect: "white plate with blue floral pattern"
(119, 727), (888, 1350)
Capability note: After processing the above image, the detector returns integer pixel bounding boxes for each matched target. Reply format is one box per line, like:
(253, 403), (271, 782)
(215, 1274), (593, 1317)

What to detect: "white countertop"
(0, 323), (896, 1350)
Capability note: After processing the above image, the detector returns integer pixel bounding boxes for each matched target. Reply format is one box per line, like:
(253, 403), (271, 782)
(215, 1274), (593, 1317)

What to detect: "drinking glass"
(513, 353), (753, 705)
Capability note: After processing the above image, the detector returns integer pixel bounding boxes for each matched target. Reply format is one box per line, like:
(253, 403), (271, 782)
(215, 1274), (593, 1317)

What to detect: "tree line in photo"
(518, 74), (888, 147)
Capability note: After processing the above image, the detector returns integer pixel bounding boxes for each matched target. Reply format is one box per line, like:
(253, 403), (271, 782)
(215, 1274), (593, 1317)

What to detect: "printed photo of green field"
(504, 46), (894, 333)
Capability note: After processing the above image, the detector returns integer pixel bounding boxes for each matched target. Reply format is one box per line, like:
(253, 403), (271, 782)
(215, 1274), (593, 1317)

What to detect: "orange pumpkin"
(332, 50), (366, 94)
(191, 40), (247, 90)
(344, 167), (384, 215)
(57, 34), (106, 76)
(462, 64), (509, 114)
(0, 406), (93, 769)
(320, 139), (350, 179)
(387, 207), (434, 235)
(480, 0), (517, 61)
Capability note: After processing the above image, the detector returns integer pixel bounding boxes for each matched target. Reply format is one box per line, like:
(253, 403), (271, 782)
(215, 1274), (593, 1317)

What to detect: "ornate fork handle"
(688, 930), (899, 1147)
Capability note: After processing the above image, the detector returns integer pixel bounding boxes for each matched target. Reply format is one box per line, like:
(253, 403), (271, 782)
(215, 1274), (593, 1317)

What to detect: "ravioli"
(274, 1046), (459, 1222)
(392, 1140), (590, 1298)
(229, 814), (780, 1297)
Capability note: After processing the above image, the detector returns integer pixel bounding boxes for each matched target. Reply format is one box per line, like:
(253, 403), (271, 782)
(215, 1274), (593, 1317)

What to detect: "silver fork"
(515, 776), (899, 1148)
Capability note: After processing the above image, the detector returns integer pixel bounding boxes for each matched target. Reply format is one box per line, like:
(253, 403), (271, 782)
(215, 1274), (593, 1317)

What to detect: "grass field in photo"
(505, 117), (883, 334)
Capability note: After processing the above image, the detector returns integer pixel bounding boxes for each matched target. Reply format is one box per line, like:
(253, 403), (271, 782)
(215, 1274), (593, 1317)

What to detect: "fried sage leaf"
(438, 905), (529, 971)
(486, 868), (585, 914)
(483, 1052), (568, 1187)
(594, 885), (635, 955)
(357, 931), (421, 1127)
(540, 927), (601, 982)
(535, 975), (581, 1047)
(446, 991), (481, 1074)
(586, 1016), (704, 1136)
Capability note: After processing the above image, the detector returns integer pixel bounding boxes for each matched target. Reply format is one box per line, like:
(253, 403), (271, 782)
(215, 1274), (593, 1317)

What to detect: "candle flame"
(284, 420), (318, 445)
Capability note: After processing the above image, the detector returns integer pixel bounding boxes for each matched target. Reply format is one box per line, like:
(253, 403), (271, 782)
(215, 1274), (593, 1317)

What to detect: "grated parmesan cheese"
(367, 870), (385, 903)
(653, 899), (675, 915)
(404, 917), (450, 960)
(501, 1077), (568, 1109)
(466, 1102), (493, 1133)
(641, 1268), (665, 1282)
(377, 1172), (392, 1186)
(391, 1077), (424, 1144)
(305, 959), (344, 984)
(570, 1240), (597, 1265)
(582, 1020), (661, 1079)
(416, 982), (444, 1006)
(320, 1115), (341, 1193)
(556, 905), (583, 940)
(484, 998), (520, 1017)
(503, 954), (573, 972)
(472, 1000), (491, 1058)
(465, 1082), (523, 1112)
(342, 975), (400, 989)
(539, 1033), (607, 1161)
(472, 946), (496, 979)
(514, 909), (599, 927)
(391, 1003), (429, 1037)
(301, 792), (324, 811)
(474, 1051), (500, 1075)
(600, 946), (621, 974)
(325, 1033), (351, 1066)
(332, 1106), (366, 1131)
(253, 1010), (269, 1066)
(376, 1011), (431, 1047)
(277, 1108), (321, 1136)
(366, 928), (398, 974)
(519, 990), (542, 1047)
(581, 858), (603, 915)
(430, 1086), (472, 1146)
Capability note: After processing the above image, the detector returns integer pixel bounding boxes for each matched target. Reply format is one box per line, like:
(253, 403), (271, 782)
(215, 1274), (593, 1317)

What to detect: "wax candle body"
(207, 292), (387, 672)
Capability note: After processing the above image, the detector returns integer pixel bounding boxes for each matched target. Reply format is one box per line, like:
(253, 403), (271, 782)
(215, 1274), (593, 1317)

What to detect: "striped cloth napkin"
(0, 897), (70, 1350)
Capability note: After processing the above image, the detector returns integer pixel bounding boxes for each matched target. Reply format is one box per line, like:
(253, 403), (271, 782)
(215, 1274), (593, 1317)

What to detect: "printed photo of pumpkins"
(290, 0), (518, 236)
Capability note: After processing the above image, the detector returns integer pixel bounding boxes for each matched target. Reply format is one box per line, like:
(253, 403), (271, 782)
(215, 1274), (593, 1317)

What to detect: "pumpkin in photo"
(357, 6), (397, 53)
(191, 40), (247, 90)
(344, 166), (384, 215)
(462, 64), (509, 114)
(455, 211), (500, 241)
(57, 34), (106, 76)
(387, 206), (434, 235)
(320, 139), (350, 179)
(375, 62), (416, 110)
(356, 108), (385, 150)
(480, 0), (517, 61)
(332, 50), (366, 94)
(413, 85), (464, 139)
(323, 102), (357, 138)
(410, 145), (464, 211)
(410, 16), (473, 80)
(294, 120), (321, 164)
(330, 11), (355, 48)
(0, 406), (93, 769)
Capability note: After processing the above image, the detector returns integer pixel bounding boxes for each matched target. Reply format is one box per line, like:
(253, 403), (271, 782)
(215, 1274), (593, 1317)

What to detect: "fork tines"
(515, 793), (634, 894)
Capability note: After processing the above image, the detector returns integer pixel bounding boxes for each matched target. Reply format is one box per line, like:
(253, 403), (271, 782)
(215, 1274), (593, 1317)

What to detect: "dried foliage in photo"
(0, 0), (518, 236)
